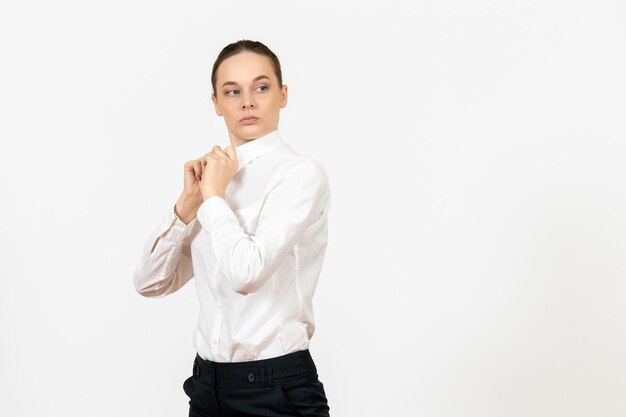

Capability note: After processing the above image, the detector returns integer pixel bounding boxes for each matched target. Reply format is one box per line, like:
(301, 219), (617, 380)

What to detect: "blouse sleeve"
(196, 159), (330, 295)
(133, 204), (198, 297)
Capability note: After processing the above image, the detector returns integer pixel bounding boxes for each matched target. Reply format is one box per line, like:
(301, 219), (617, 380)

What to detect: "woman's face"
(212, 51), (288, 146)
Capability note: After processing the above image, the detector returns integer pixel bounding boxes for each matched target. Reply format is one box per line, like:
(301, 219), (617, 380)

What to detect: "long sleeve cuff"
(196, 196), (238, 232)
(157, 203), (199, 243)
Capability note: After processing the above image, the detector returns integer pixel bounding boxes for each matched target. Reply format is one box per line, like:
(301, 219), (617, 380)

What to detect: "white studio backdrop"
(1, 0), (625, 416)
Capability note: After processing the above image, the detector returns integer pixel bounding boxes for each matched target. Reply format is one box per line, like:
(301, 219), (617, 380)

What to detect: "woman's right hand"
(175, 158), (206, 224)
(182, 158), (206, 200)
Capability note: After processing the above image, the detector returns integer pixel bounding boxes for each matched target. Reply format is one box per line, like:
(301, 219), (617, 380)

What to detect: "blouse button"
(247, 372), (255, 382)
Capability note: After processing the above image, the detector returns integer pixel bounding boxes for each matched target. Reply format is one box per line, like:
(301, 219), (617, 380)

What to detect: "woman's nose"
(241, 93), (255, 109)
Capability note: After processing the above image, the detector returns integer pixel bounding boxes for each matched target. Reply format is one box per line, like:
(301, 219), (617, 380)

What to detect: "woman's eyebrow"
(222, 75), (271, 88)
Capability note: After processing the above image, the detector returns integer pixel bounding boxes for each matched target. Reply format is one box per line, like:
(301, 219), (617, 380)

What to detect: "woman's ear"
(280, 84), (288, 108)
(211, 94), (223, 116)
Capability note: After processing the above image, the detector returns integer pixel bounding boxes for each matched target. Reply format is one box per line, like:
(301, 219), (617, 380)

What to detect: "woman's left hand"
(200, 145), (239, 200)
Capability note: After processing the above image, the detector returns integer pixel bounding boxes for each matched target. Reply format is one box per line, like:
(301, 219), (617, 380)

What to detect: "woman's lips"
(241, 117), (259, 125)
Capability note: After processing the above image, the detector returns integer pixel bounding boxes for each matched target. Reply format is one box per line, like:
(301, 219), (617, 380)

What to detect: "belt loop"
(194, 360), (202, 379)
(259, 367), (265, 385)
(268, 367), (274, 385)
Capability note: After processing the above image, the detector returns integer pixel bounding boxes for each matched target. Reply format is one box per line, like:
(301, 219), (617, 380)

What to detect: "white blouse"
(133, 129), (331, 362)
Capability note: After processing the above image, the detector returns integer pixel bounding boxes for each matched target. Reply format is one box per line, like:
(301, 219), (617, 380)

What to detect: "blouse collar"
(234, 129), (284, 173)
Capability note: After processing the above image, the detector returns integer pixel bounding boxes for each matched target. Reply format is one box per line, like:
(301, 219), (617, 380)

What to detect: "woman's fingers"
(211, 145), (230, 161)
(199, 145), (236, 181)
(194, 160), (203, 180)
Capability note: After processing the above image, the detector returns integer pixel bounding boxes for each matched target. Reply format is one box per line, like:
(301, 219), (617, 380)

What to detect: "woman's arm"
(196, 158), (330, 295)
(133, 202), (198, 297)
(133, 156), (206, 297)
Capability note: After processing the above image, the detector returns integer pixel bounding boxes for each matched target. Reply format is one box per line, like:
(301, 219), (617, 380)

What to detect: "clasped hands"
(181, 145), (238, 202)
(199, 145), (239, 200)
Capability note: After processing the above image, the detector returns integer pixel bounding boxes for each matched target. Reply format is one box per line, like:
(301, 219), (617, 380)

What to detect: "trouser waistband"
(192, 349), (318, 389)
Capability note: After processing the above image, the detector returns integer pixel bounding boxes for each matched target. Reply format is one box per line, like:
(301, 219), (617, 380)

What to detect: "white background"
(1, 1), (625, 416)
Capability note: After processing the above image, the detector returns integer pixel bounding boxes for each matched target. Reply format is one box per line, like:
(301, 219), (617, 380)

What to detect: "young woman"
(133, 39), (332, 417)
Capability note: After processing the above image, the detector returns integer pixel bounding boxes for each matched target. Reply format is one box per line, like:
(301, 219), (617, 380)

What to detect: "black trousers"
(183, 349), (331, 417)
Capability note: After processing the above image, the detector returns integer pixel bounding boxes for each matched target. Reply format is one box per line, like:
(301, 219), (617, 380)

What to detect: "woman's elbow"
(226, 256), (265, 295)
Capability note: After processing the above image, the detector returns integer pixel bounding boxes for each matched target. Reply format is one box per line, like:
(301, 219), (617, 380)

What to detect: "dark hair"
(211, 39), (283, 97)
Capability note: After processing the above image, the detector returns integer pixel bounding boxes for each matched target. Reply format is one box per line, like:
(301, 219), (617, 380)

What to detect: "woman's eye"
(225, 85), (267, 96)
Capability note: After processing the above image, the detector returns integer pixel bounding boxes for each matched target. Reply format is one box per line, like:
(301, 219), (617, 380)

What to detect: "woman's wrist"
(175, 193), (203, 224)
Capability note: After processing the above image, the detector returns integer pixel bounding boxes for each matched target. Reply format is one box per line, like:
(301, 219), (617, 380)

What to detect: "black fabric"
(183, 349), (331, 417)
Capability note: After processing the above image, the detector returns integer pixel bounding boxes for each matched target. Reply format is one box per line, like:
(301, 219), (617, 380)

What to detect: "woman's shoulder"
(276, 151), (329, 181)
(279, 143), (327, 167)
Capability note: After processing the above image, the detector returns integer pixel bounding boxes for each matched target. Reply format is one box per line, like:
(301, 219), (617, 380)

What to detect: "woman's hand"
(174, 157), (206, 224)
(200, 145), (239, 201)
(181, 158), (205, 200)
